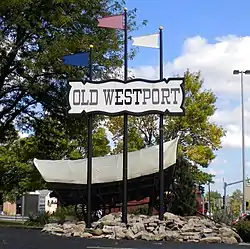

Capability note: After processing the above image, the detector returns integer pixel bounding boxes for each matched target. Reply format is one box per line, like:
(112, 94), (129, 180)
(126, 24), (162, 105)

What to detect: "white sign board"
(68, 78), (185, 115)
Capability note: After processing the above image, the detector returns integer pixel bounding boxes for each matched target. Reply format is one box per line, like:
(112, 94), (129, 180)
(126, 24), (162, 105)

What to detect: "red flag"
(98, 15), (124, 30)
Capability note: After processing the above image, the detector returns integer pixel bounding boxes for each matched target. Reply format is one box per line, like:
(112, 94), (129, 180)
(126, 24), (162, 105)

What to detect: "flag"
(62, 52), (89, 67)
(132, 34), (159, 48)
(98, 15), (124, 30)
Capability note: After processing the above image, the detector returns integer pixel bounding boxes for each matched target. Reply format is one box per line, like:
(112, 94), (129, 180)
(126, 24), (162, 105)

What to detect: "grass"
(0, 219), (42, 229)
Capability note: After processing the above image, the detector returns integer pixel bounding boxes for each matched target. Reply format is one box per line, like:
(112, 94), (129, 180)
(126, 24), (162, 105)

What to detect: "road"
(0, 215), (28, 221)
(0, 227), (250, 249)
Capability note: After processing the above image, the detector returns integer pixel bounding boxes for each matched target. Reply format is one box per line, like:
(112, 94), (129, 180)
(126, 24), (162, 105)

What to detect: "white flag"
(132, 34), (159, 48)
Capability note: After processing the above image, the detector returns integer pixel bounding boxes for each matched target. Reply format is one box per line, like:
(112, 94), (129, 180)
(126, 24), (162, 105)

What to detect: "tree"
(107, 71), (225, 184)
(164, 71), (225, 168)
(0, 116), (112, 198)
(205, 190), (222, 212)
(229, 189), (242, 216)
(0, 0), (144, 138)
(169, 155), (197, 216)
(0, 0), (146, 197)
(0, 137), (44, 201)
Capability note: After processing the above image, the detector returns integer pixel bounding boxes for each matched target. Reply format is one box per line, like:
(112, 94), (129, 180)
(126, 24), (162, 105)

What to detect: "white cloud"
(207, 168), (224, 176)
(132, 35), (250, 148)
(211, 158), (228, 165)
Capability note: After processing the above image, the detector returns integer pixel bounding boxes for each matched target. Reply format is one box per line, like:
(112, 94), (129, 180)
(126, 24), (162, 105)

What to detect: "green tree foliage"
(107, 71), (225, 184)
(0, 0), (144, 196)
(205, 190), (222, 212)
(164, 71), (225, 167)
(30, 115), (111, 160)
(0, 114), (112, 197)
(0, 138), (44, 201)
(106, 115), (157, 153)
(169, 156), (197, 216)
(0, 0), (143, 137)
(229, 189), (242, 216)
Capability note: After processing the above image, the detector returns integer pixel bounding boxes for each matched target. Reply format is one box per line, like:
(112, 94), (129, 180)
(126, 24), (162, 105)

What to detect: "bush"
(212, 210), (235, 225)
(129, 205), (148, 215)
(234, 220), (250, 242)
(25, 211), (51, 227)
(24, 205), (78, 226)
(52, 205), (76, 223)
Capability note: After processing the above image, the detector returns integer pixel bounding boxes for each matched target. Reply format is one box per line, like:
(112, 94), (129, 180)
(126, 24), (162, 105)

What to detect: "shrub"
(51, 205), (77, 223)
(25, 211), (51, 227)
(24, 206), (78, 226)
(234, 220), (250, 242)
(129, 205), (148, 215)
(212, 210), (235, 225)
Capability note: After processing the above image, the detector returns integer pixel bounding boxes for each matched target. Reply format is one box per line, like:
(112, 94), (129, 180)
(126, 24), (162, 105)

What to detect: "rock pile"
(42, 212), (242, 244)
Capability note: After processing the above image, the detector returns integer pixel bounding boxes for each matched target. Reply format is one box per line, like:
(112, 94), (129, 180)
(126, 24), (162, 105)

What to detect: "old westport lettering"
(73, 88), (180, 106)
(103, 88), (180, 105)
(68, 78), (185, 114)
(73, 89), (98, 105)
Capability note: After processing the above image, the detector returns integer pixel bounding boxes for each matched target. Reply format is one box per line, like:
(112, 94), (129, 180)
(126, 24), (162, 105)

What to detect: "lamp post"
(233, 69), (250, 214)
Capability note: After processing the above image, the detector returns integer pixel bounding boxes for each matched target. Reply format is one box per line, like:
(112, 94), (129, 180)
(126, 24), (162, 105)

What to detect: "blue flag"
(62, 52), (89, 67)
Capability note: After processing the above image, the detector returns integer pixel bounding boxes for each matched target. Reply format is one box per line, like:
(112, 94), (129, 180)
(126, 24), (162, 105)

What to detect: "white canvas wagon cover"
(33, 137), (179, 185)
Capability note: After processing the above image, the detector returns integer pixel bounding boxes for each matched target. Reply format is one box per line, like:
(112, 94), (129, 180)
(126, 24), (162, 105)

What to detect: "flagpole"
(87, 44), (93, 228)
(122, 7), (128, 224)
(159, 26), (164, 221)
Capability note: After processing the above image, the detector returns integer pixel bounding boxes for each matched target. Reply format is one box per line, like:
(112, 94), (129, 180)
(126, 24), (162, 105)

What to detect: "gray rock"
(200, 237), (222, 243)
(219, 227), (243, 243)
(125, 228), (135, 239)
(146, 226), (155, 232)
(131, 222), (145, 234)
(63, 222), (74, 230)
(73, 223), (85, 232)
(41, 212), (242, 244)
(102, 225), (113, 234)
(221, 237), (238, 244)
(203, 228), (213, 233)
(158, 225), (166, 235)
(165, 231), (180, 241)
(141, 232), (154, 241)
(80, 232), (93, 238)
(88, 228), (103, 236)
(181, 224), (194, 232)
(113, 226), (126, 239)
(181, 232), (198, 237)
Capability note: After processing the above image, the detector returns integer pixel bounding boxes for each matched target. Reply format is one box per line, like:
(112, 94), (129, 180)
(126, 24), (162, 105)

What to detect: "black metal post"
(159, 26), (164, 220)
(122, 8), (128, 224)
(87, 44), (93, 228)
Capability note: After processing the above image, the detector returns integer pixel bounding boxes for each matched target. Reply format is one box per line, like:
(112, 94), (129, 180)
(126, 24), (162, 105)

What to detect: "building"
(0, 190), (58, 216)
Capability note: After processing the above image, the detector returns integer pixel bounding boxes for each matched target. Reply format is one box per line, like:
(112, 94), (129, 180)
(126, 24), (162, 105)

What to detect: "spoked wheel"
(74, 204), (104, 222)
(154, 191), (177, 212)
(75, 204), (87, 221)
(164, 191), (177, 211)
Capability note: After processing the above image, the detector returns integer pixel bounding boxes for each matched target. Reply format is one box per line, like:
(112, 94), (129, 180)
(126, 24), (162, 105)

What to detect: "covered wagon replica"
(34, 137), (179, 221)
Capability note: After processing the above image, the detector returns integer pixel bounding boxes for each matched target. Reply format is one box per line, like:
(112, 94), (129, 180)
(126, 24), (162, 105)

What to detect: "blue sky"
(125, 0), (250, 195)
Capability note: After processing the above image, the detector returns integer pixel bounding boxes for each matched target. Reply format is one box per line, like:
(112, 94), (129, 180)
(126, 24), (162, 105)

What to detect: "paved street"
(0, 227), (249, 249)
(0, 215), (28, 222)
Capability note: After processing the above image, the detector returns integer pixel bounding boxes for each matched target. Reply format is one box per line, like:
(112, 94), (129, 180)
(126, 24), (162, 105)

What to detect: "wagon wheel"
(153, 190), (177, 212)
(74, 204), (104, 222)
(164, 191), (177, 211)
(75, 204), (87, 221)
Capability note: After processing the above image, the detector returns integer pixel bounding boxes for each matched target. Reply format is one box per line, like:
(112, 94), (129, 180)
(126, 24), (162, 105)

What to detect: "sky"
(123, 0), (250, 195)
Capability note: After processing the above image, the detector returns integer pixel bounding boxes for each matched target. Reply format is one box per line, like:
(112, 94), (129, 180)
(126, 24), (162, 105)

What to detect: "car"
(232, 213), (250, 225)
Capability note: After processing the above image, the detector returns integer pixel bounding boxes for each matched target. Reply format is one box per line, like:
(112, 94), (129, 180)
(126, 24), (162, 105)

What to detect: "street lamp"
(233, 69), (250, 214)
